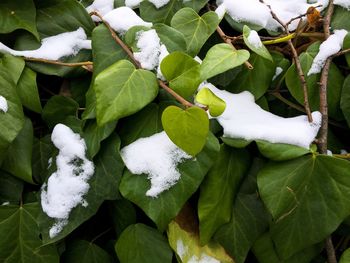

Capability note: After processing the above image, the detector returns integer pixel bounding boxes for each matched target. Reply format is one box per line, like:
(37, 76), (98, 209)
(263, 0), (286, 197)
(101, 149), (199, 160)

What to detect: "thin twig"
(326, 236), (337, 263)
(285, 5), (323, 29)
(334, 48), (350, 57)
(90, 11), (196, 108)
(216, 26), (253, 69)
(24, 57), (93, 67)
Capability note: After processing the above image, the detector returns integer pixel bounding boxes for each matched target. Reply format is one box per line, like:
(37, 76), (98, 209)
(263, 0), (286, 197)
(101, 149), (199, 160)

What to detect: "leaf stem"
(24, 57), (93, 67)
(262, 32), (324, 45)
(90, 12), (197, 109)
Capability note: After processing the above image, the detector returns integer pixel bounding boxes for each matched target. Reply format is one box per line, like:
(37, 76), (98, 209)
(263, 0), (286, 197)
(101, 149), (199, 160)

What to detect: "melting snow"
(216, 0), (328, 31)
(86, 0), (114, 21)
(121, 131), (191, 197)
(334, 0), (350, 9)
(134, 30), (162, 70)
(41, 124), (95, 238)
(272, 66), (283, 80)
(125, 0), (143, 8)
(188, 255), (220, 263)
(200, 83), (321, 148)
(308, 29), (348, 75)
(103, 7), (152, 34)
(0, 28), (91, 60)
(247, 30), (263, 48)
(0, 96), (8, 113)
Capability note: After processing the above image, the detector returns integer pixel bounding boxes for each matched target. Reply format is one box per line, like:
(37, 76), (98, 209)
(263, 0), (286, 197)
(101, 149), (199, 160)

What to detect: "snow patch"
(134, 30), (162, 70)
(103, 7), (152, 34)
(334, 0), (350, 9)
(0, 28), (91, 60)
(188, 254), (220, 263)
(148, 0), (170, 8)
(120, 131), (191, 197)
(215, 4), (227, 20)
(308, 29), (348, 75)
(125, 0), (143, 8)
(247, 30), (263, 48)
(272, 66), (283, 81)
(1, 202), (9, 206)
(200, 83), (321, 149)
(41, 124), (95, 238)
(157, 44), (170, 80)
(176, 239), (188, 259)
(86, 0), (114, 21)
(0, 96), (8, 113)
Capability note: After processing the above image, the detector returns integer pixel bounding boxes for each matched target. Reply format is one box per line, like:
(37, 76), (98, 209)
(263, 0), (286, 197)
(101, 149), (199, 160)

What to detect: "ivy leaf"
(108, 199), (137, 237)
(162, 105), (209, 156)
(182, 0), (209, 12)
(42, 95), (79, 128)
(0, 68), (24, 165)
(340, 248), (350, 263)
(331, 6), (350, 31)
(0, 203), (59, 262)
(39, 133), (124, 243)
(153, 24), (187, 52)
(200, 43), (250, 81)
(94, 60), (158, 126)
(258, 155), (350, 259)
(119, 132), (220, 230)
(227, 53), (275, 100)
(340, 75), (350, 127)
(2, 118), (34, 184)
(0, 54), (25, 84)
(285, 42), (344, 120)
(115, 224), (173, 263)
(32, 135), (54, 184)
(195, 87), (226, 117)
(140, 0), (182, 25)
(214, 158), (270, 263)
(344, 33), (350, 67)
(0, 0), (39, 39)
(160, 51), (201, 98)
(0, 170), (24, 204)
(62, 240), (112, 263)
(243, 25), (272, 61)
(171, 8), (219, 56)
(198, 145), (251, 245)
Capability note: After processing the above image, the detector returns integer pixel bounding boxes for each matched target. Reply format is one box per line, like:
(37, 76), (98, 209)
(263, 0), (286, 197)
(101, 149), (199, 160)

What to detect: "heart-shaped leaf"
(161, 105), (209, 156)
(200, 43), (250, 81)
(195, 87), (226, 117)
(243, 25), (272, 61)
(94, 60), (158, 126)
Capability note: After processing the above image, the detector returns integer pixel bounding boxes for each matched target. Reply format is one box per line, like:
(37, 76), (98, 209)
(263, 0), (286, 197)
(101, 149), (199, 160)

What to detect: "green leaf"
(115, 224), (173, 263)
(222, 137), (252, 148)
(120, 132), (219, 230)
(214, 158), (270, 263)
(0, 68), (24, 165)
(0, 203), (59, 262)
(168, 217), (234, 263)
(341, 75), (350, 127)
(160, 51), (201, 98)
(83, 120), (117, 158)
(162, 106), (209, 156)
(108, 199), (137, 237)
(62, 240), (112, 263)
(0, 170), (23, 204)
(171, 8), (219, 56)
(2, 118), (34, 184)
(285, 42), (344, 120)
(200, 43), (250, 81)
(198, 145), (251, 245)
(252, 232), (323, 263)
(227, 53), (275, 99)
(16, 67), (42, 113)
(243, 25), (272, 61)
(344, 33), (350, 67)
(39, 133), (124, 243)
(153, 23), (187, 52)
(0, 0), (39, 39)
(94, 60), (158, 126)
(42, 95), (79, 128)
(256, 140), (310, 161)
(331, 6), (350, 31)
(195, 87), (226, 117)
(140, 0), (182, 25)
(32, 136), (54, 184)
(0, 54), (25, 84)
(258, 155), (350, 258)
(182, 0), (209, 12)
(340, 248), (350, 263)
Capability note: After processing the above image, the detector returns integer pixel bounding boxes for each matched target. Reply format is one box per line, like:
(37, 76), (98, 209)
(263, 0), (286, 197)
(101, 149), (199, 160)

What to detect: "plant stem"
(24, 57), (93, 67)
(262, 32), (324, 45)
(326, 236), (337, 263)
(89, 11), (196, 109)
(216, 26), (253, 69)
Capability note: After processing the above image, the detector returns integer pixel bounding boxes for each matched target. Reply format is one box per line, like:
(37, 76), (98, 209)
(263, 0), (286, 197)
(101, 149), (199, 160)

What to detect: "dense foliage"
(0, 0), (350, 262)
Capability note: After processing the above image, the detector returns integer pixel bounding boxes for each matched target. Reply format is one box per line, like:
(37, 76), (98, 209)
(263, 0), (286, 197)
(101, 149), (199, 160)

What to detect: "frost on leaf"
(0, 95), (8, 113)
(40, 124), (95, 238)
(120, 131), (191, 197)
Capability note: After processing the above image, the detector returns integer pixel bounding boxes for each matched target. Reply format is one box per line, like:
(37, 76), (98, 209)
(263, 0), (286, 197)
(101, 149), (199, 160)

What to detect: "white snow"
(0, 96), (8, 113)
(308, 29), (348, 75)
(217, 0), (328, 31)
(341, 149), (348, 154)
(86, 0), (114, 21)
(157, 44), (169, 80)
(334, 0), (350, 9)
(125, 0), (143, 8)
(41, 124), (95, 238)
(188, 255), (220, 263)
(120, 131), (191, 197)
(134, 30), (162, 70)
(177, 240), (188, 259)
(1, 202), (9, 206)
(0, 28), (91, 60)
(200, 83), (321, 148)
(148, 0), (170, 8)
(215, 4), (227, 20)
(327, 150), (333, 156)
(103, 7), (152, 34)
(272, 66), (283, 81)
(247, 30), (263, 48)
